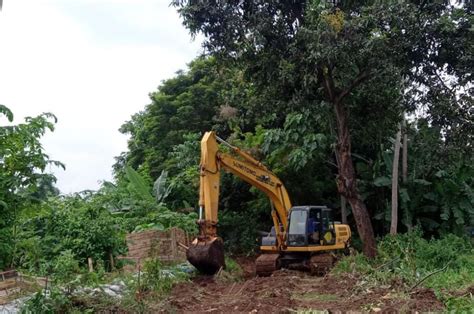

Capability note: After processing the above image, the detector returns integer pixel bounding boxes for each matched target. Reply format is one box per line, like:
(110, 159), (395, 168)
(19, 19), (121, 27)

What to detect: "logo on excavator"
(233, 161), (275, 187)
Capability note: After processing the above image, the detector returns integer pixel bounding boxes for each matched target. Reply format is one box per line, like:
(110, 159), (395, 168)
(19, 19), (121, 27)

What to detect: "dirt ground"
(159, 257), (445, 313)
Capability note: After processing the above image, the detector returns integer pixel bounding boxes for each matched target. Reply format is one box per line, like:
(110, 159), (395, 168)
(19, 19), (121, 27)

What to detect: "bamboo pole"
(390, 124), (402, 235)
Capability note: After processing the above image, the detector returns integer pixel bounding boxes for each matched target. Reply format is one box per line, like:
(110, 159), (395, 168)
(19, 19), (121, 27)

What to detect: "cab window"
(288, 210), (307, 235)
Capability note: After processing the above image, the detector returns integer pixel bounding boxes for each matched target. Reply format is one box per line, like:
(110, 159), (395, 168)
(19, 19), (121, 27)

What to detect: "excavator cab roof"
(290, 205), (331, 212)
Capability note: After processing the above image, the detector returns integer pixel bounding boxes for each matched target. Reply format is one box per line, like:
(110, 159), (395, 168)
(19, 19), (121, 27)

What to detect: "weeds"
(333, 230), (474, 311)
(20, 258), (192, 313)
(21, 287), (71, 314)
(140, 259), (189, 293)
(215, 257), (244, 283)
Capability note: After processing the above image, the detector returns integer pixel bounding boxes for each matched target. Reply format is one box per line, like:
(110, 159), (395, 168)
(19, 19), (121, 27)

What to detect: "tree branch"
(434, 68), (455, 95)
(409, 262), (450, 291)
(336, 70), (369, 103)
(418, 0), (428, 12)
(321, 65), (337, 102)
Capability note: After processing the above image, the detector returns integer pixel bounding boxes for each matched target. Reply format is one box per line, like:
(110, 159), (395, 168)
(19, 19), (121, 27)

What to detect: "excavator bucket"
(186, 237), (225, 275)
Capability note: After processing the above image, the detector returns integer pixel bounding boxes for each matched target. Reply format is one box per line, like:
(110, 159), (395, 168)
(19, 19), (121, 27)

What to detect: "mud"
(163, 258), (445, 313)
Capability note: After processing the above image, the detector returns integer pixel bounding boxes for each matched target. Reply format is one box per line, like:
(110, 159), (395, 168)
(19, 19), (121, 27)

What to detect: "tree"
(172, 0), (472, 257)
(0, 105), (63, 268)
(115, 57), (256, 180)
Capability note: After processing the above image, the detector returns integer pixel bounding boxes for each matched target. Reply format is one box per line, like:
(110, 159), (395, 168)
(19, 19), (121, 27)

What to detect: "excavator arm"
(187, 131), (292, 274)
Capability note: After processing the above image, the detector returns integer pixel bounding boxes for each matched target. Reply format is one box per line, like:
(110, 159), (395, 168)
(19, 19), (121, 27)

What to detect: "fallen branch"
(234, 280), (250, 295)
(227, 282), (237, 295)
(375, 257), (400, 270)
(215, 266), (224, 277)
(409, 262), (451, 291)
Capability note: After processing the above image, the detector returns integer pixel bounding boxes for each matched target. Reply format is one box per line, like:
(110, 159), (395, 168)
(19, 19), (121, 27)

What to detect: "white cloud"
(0, 0), (202, 193)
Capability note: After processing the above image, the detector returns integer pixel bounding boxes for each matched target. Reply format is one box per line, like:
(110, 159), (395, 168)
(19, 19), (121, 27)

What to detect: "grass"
(215, 257), (244, 283)
(333, 231), (474, 312)
(293, 292), (339, 302)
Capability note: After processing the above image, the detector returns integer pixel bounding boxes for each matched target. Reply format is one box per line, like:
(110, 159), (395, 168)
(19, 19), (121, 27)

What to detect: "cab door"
(321, 209), (336, 245)
(287, 209), (308, 246)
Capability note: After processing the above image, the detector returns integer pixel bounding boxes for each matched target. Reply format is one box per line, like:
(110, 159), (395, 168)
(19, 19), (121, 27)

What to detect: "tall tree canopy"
(116, 57), (259, 180)
(172, 0), (473, 257)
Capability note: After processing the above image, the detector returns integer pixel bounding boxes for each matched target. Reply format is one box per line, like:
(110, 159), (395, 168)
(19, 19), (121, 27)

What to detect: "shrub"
(21, 287), (71, 314)
(334, 230), (474, 310)
(140, 259), (189, 294)
(52, 250), (81, 294)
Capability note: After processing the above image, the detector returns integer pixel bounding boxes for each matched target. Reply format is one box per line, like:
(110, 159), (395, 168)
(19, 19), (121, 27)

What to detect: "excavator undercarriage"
(255, 252), (336, 276)
(255, 254), (280, 276)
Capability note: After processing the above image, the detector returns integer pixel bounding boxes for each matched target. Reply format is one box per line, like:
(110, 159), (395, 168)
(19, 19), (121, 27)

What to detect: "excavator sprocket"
(309, 253), (335, 276)
(256, 254), (280, 276)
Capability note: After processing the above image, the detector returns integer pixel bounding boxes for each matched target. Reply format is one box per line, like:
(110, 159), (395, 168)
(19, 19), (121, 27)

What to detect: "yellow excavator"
(186, 131), (351, 276)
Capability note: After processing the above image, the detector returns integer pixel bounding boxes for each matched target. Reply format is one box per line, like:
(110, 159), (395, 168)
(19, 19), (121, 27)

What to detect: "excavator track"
(309, 253), (335, 276)
(256, 254), (280, 276)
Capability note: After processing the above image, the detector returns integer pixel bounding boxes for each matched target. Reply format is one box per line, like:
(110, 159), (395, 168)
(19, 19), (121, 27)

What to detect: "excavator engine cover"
(187, 237), (225, 275)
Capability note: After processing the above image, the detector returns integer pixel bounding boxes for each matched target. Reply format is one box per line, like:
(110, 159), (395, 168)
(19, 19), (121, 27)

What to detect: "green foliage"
(124, 165), (155, 203)
(0, 104), (14, 122)
(171, 0), (473, 250)
(263, 111), (329, 172)
(153, 170), (172, 204)
(216, 257), (244, 283)
(132, 222), (165, 233)
(0, 105), (63, 269)
(115, 57), (254, 181)
(360, 119), (474, 235)
(2, 0), (472, 293)
(165, 132), (201, 209)
(218, 208), (262, 254)
(439, 293), (474, 313)
(112, 51), (471, 252)
(52, 250), (81, 293)
(21, 287), (72, 314)
(10, 161), (199, 274)
(94, 165), (198, 234)
(332, 252), (373, 275)
(12, 194), (126, 274)
(224, 257), (242, 274)
(140, 259), (188, 294)
(334, 231), (474, 310)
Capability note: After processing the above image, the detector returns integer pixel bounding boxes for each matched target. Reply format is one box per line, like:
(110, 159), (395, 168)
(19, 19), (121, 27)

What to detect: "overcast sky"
(0, 0), (202, 193)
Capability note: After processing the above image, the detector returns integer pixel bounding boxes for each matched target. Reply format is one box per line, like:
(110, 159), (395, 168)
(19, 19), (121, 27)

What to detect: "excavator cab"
(287, 206), (336, 247)
(257, 205), (349, 275)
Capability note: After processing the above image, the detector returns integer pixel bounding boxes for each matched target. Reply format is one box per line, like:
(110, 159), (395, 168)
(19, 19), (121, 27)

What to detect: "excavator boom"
(187, 131), (292, 274)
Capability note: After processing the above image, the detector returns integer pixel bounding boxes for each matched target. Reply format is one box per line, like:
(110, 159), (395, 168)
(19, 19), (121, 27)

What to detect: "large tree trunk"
(391, 124), (402, 235)
(340, 196), (348, 224)
(333, 137), (348, 225)
(334, 101), (377, 258)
